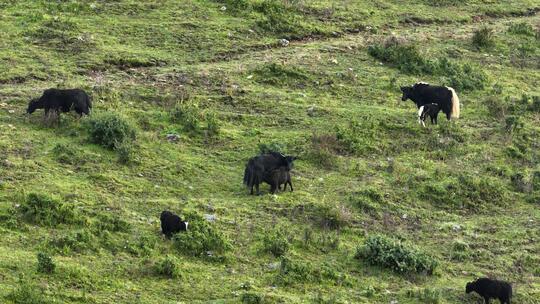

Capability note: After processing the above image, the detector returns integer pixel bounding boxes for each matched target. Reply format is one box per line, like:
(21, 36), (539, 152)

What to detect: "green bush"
(356, 235), (438, 275)
(450, 240), (470, 261)
(254, 1), (303, 35)
(87, 113), (136, 149)
(52, 143), (85, 165)
(408, 287), (442, 304)
(20, 193), (78, 227)
(472, 26), (495, 49)
(36, 252), (55, 274)
(171, 103), (200, 133)
(115, 141), (134, 164)
(155, 255), (180, 278)
(258, 142), (285, 154)
(173, 212), (232, 257)
(253, 63), (310, 87)
(262, 228), (290, 257)
(275, 256), (340, 286)
(350, 188), (383, 214)
(367, 41), (488, 90)
(508, 22), (535, 36)
(306, 134), (340, 169)
(94, 213), (131, 233)
(205, 112), (221, 138)
(241, 292), (264, 304)
(7, 279), (48, 304)
(49, 230), (96, 254)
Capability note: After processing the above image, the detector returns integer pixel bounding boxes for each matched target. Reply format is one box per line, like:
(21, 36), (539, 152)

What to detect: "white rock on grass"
(278, 39), (289, 47)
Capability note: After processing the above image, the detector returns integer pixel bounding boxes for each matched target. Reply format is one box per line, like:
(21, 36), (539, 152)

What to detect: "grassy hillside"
(0, 0), (539, 303)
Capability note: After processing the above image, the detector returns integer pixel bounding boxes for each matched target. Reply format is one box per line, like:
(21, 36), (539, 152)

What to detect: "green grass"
(0, 0), (539, 303)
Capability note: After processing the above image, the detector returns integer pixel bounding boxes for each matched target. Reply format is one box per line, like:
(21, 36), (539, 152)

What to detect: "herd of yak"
(24, 84), (517, 303)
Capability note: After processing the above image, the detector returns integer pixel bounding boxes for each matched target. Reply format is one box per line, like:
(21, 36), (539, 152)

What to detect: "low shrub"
(241, 292), (264, 304)
(262, 228), (290, 257)
(356, 235), (438, 274)
(87, 113), (136, 149)
(368, 40), (488, 90)
(115, 141), (134, 164)
(205, 112), (221, 138)
(254, 1), (303, 35)
(94, 213), (131, 233)
(407, 287), (442, 304)
(508, 22), (535, 36)
(19, 193), (78, 227)
(275, 256), (341, 286)
(258, 142), (285, 154)
(36, 252), (55, 274)
(155, 255), (180, 278)
(49, 230), (96, 254)
(253, 63), (310, 87)
(6, 279), (48, 304)
(52, 143), (85, 165)
(170, 103), (200, 133)
(472, 26), (495, 49)
(350, 188), (384, 214)
(306, 134), (340, 169)
(450, 240), (470, 261)
(173, 212), (232, 257)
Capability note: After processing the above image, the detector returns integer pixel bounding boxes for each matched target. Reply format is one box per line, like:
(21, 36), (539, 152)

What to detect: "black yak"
(417, 103), (441, 127)
(160, 211), (188, 238)
(243, 152), (295, 195)
(264, 166), (293, 194)
(466, 278), (512, 304)
(27, 88), (92, 117)
(401, 82), (460, 121)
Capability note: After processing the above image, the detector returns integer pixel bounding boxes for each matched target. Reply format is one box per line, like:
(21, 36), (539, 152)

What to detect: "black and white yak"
(417, 103), (441, 127)
(401, 82), (460, 121)
(160, 211), (188, 238)
(27, 88), (92, 117)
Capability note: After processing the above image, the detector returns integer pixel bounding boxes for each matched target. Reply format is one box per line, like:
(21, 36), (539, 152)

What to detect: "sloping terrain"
(0, 1), (539, 303)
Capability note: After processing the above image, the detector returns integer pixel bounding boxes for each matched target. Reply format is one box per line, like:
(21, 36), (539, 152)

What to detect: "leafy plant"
(356, 235), (438, 274)
(155, 255), (180, 278)
(87, 113), (136, 149)
(19, 193), (78, 227)
(173, 212), (232, 257)
(36, 252), (55, 274)
(262, 228), (290, 257)
(171, 103), (201, 133)
(472, 26), (495, 49)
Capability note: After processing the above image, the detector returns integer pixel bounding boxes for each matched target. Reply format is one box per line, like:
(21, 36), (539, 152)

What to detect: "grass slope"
(0, 0), (539, 303)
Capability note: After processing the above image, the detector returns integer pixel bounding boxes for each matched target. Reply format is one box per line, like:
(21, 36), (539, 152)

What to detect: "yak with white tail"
(400, 82), (460, 121)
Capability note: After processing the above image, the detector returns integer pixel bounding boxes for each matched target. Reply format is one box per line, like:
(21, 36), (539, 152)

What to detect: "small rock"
(206, 251), (214, 256)
(8, 110), (14, 114)
(246, 75), (254, 79)
(267, 262), (280, 270)
(166, 133), (180, 142)
(452, 224), (462, 231)
(220, 6), (227, 11)
(390, 300), (398, 304)
(318, 177), (324, 182)
(278, 38), (289, 47)
(402, 214), (408, 219)
(307, 105), (315, 117)
(204, 214), (217, 222)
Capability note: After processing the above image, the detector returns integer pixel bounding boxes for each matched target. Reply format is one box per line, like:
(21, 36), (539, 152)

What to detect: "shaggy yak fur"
(264, 166), (293, 194)
(243, 152), (296, 195)
(27, 88), (92, 117)
(401, 82), (460, 121)
(466, 278), (512, 304)
(160, 211), (188, 238)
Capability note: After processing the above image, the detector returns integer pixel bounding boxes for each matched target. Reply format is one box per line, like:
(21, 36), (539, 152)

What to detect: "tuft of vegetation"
(19, 193), (79, 227)
(6, 279), (48, 304)
(173, 212), (232, 257)
(508, 22), (535, 36)
(155, 255), (180, 278)
(368, 41), (488, 90)
(36, 252), (56, 274)
(87, 113), (136, 150)
(472, 26), (495, 49)
(171, 103), (201, 133)
(49, 230), (96, 254)
(356, 235), (438, 275)
(205, 112), (221, 138)
(258, 141), (285, 154)
(262, 228), (290, 257)
(253, 63), (310, 87)
(52, 143), (86, 165)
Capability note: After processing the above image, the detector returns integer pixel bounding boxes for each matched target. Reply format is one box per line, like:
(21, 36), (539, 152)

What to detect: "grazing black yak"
(160, 211), (188, 238)
(417, 103), (441, 127)
(264, 166), (294, 194)
(243, 152), (296, 195)
(466, 278), (512, 304)
(27, 88), (92, 117)
(401, 82), (460, 121)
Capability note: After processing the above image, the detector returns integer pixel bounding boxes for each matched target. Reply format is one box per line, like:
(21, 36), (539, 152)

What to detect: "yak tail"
(243, 160), (254, 187)
(448, 87), (460, 119)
